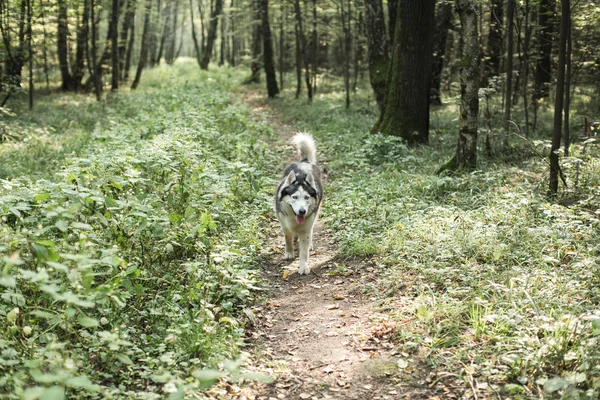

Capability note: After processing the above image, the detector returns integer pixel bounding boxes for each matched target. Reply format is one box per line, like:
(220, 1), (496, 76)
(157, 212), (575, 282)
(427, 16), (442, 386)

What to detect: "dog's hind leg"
(284, 229), (295, 260)
(297, 234), (311, 275)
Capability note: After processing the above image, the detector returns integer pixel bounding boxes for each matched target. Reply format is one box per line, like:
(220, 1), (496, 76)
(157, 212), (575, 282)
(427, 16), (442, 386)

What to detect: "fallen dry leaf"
(332, 294), (345, 300)
(282, 270), (290, 279)
(326, 304), (340, 310)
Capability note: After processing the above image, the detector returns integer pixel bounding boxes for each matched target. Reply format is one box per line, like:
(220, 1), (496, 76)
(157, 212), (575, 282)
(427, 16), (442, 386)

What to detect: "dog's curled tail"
(292, 132), (317, 164)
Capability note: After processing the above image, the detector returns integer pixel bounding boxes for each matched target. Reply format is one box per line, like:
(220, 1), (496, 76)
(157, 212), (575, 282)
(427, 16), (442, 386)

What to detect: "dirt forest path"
(236, 92), (438, 400)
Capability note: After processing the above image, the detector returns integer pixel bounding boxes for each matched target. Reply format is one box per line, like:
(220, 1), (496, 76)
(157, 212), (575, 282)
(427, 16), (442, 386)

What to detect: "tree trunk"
(120, 0), (137, 79)
(200, 0), (224, 69)
(57, 0), (74, 90)
(72, 0), (90, 88)
(549, 0), (568, 197)
(364, 0), (389, 109)
(246, 0), (262, 82)
(522, 0), (530, 137)
(111, 0), (120, 91)
(454, 0), (479, 169)
(534, 0), (555, 100)
(387, 0), (397, 45)
(485, 0), (503, 80)
(148, 0), (161, 66)
(189, 0), (202, 66)
(260, 0), (279, 97)
(27, 0), (32, 108)
(430, 1), (452, 106)
(371, 0), (435, 145)
(563, 14), (571, 157)
(156, 2), (172, 64)
(503, 0), (514, 146)
(165, 0), (179, 64)
(91, 0), (102, 100)
(294, 21), (302, 97)
(230, 0), (236, 66)
(132, 0), (153, 89)
(340, 0), (350, 108)
(39, 0), (50, 88)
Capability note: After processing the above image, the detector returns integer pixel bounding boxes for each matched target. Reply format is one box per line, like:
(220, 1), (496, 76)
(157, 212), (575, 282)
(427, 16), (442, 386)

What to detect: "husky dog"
(275, 133), (323, 275)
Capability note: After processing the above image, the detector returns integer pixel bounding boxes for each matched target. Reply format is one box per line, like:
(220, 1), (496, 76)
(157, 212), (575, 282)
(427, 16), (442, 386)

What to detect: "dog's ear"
(284, 171), (296, 187)
(306, 172), (315, 189)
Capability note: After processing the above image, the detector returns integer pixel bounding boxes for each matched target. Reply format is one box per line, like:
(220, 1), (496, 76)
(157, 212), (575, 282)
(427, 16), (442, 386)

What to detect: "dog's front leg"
(284, 229), (294, 260)
(297, 234), (311, 275)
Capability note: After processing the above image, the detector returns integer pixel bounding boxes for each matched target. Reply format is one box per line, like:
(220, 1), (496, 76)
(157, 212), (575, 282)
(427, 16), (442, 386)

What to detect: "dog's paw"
(284, 251), (295, 260)
(297, 263), (311, 275)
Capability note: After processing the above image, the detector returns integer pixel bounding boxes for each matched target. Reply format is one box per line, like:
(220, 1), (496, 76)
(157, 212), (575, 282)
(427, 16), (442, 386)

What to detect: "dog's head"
(279, 171), (319, 224)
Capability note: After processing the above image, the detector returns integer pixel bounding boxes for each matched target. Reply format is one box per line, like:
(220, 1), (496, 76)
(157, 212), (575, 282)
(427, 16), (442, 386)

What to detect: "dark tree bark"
(148, 0), (161, 66)
(132, 0), (153, 89)
(39, 0), (50, 88)
(534, 0), (556, 100)
(27, 0), (32, 108)
(371, 0), (435, 145)
(364, 0), (389, 109)
(454, 0), (479, 169)
(503, 0), (514, 146)
(430, 1), (453, 106)
(486, 0), (503, 80)
(563, 15), (571, 156)
(549, 0), (569, 197)
(156, 2), (172, 64)
(72, 1), (90, 88)
(123, 8), (136, 80)
(91, 0), (102, 100)
(522, 0), (531, 137)
(57, 0), (75, 90)
(111, 0), (120, 91)
(119, 0), (137, 79)
(200, 0), (224, 69)
(165, 0), (179, 64)
(230, 0), (236, 66)
(1, 0), (27, 87)
(294, 21), (302, 97)
(387, 0), (397, 45)
(189, 0), (202, 66)
(246, 0), (262, 83)
(259, 0), (279, 97)
(340, 0), (350, 108)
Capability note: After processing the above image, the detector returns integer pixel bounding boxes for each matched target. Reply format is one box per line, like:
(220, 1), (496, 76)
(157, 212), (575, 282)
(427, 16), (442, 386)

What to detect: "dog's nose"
(298, 208), (306, 216)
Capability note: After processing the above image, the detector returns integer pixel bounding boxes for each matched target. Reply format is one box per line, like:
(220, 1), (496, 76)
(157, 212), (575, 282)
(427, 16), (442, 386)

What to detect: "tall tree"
(57, 0), (74, 90)
(246, 0), (262, 83)
(371, 0), (435, 145)
(27, 0), (32, 108)
(200, 0), (224, 69)
(534, 0), (556, 101)
(260, 0), (279, 97)
(111, 0), (120, 91)
(1, 0), (27, 89)
(165, 0), (179, 64)
(189, 0), (202, 66)
(387, 0), (397, 44)
(549, 0), (569, 196)
(293, 0), (307, 97)
(119, 0), (137, 79)
(430, 1), (453, 106)
(454, 0), (479, 169)
(503, 0), (515, 146)
(364, 0), (389, 109)
(486, 0), (503, 80)
(340, 0), (351, 108)
(91, 0), (102, 100)
(132, 0), (153, 89)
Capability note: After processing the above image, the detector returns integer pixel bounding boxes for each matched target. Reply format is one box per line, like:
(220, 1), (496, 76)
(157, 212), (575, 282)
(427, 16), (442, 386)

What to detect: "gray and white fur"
(275, 132), (323, 275)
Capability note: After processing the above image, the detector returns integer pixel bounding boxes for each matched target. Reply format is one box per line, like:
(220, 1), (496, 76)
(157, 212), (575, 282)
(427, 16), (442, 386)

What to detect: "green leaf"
(192, 369), (226, 387)
(544, 378), (569, 393)
(65, 375), (99, 391)
(78, 315), (99, 328)
(31, 243), (48, 261)
(55, 220), (68, 232)
(71, 222), (92, 230)
(39, 386), (65, 400)
(34, 192), (51, 203)
(114, 353), (133, 365)
(0, 275), (16, 288)
(23, 386), (45, 400)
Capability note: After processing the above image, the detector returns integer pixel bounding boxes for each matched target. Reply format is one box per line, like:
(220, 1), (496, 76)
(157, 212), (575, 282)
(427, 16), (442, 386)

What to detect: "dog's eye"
(304, 196), (309, 200)
(292, 195), (298, 199)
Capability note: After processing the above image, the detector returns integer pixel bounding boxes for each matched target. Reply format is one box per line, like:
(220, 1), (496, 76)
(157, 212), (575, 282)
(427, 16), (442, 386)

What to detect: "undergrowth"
(266, 86), (600, 399)
(0, 60), (277, 399)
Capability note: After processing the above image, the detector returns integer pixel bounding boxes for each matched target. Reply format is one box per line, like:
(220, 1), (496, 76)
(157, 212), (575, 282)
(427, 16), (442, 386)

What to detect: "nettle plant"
(0, 71), (277, 399)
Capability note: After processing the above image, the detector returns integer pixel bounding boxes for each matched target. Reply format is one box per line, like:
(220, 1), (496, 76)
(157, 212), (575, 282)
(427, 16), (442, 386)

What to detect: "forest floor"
(236, 92), (444, 400)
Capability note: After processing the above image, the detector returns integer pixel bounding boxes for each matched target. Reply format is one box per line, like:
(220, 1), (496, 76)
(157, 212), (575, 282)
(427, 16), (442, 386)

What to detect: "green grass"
(265, 84), (600, 399)
(0, 60), (278, 398)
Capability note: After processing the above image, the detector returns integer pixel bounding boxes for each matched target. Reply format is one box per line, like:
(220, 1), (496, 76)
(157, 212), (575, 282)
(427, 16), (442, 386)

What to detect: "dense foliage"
(0, 61), (277, 399)
(267, 86), (600, 398)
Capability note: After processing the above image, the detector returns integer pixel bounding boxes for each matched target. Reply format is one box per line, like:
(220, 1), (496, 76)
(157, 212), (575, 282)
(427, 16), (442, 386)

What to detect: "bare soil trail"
(236, 92), (441, 400)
